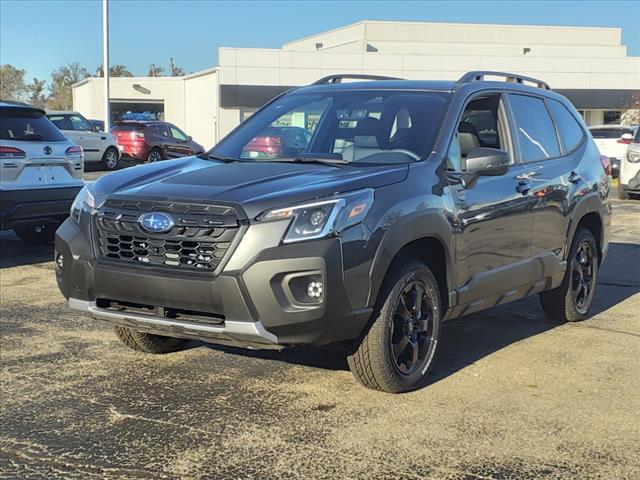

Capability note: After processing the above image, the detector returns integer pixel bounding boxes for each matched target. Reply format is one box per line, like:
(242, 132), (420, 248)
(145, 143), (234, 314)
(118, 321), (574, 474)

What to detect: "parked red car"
(241, 126), (312, 158)
(112, 121), (204, 162)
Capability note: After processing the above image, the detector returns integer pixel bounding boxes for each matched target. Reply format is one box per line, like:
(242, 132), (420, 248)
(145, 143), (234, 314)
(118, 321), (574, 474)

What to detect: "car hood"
(93, 156), (408, 218)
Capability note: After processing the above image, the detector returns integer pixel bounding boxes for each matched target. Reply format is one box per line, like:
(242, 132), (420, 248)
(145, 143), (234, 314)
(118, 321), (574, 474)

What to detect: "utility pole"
(102, 0), (110, 133)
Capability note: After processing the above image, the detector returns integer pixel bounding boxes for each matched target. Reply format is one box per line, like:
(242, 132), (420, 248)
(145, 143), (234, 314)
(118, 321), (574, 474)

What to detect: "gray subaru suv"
(55, 72), (611, 392)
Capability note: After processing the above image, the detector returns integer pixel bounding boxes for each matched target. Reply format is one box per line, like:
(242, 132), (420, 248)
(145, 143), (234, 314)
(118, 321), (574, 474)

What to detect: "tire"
(347, 258), (441, 393)
(114, 326), (188, 354)
(618, 185), (629, 200)
(14, 222), (59, 244)
(539, 227), (599, 322)
(101, 147), (120, 170)
(146, 147), (163, 163)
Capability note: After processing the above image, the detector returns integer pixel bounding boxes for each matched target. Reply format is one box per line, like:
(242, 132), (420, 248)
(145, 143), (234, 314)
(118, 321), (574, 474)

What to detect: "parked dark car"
(56, 71), (611, 393)
(111, 121), (204, 163)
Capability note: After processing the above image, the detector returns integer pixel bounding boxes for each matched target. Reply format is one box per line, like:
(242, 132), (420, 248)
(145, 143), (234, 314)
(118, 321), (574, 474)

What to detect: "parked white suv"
(620, 128), (640, 199)
(1, 102), (84, 243)
(47, 110), (121, 170)
(589, 124), (638, 178)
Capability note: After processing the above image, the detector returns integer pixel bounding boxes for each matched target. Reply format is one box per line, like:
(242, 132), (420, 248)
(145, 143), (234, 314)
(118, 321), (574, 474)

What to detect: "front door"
(447, 93), (535, 313)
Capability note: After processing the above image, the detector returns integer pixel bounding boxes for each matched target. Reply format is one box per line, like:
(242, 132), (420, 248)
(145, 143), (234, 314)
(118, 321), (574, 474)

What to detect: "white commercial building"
(73, 20), (640, 149)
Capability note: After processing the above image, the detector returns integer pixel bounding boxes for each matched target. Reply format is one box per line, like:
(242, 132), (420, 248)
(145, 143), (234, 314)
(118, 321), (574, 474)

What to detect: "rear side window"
(509, 94), (560, 162)
(48, 115), (73, 130)
(1, 108), (67, 142)
(546, 99), (585, 153)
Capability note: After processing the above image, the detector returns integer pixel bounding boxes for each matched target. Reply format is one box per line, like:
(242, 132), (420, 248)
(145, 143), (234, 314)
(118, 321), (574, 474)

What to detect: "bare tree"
(169, 57), (185, 77)
(28, 78), (48, 108)
(48, 62), (90, 110)
(147, 64), (165, 77)
(96, 64), (133, 77)
(0, 64), (29, 101)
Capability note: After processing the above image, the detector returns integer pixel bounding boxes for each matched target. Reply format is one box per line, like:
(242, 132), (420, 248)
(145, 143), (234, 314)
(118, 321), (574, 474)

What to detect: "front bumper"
(1, 186), (82, 230)
(55, 217), (372, 349)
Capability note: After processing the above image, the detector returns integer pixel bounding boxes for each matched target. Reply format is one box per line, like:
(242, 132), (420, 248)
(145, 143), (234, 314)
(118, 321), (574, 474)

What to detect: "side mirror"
(186, 135), (192, 142)
(461, 147), (510, 189)
(92, 125), (101, 132)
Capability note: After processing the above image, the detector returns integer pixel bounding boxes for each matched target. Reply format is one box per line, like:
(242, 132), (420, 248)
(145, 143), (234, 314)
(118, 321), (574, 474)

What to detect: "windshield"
(1, 107), (67, 142)
(211, 90), (450, 165)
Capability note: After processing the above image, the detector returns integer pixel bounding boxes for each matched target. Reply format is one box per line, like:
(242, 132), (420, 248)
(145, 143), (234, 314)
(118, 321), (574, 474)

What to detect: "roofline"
(72, 68), (218, 88)
(357, 19), (622, 32)
(182, 67), (218, 80)
(282, 19), (622, 48)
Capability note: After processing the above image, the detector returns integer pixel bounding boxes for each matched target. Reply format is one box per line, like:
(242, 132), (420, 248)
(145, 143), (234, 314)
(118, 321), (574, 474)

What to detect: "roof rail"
(312, 74), (403, 85)
(456, 71), (550, 90)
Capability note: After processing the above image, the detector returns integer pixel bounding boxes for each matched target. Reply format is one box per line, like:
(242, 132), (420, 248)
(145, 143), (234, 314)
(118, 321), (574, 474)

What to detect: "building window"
(240, 108), (257, 123)
(603, 111), (622, 125)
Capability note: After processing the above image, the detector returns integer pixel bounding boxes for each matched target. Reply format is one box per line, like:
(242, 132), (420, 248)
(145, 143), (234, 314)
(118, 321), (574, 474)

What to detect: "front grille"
(94, 199), (240, 272)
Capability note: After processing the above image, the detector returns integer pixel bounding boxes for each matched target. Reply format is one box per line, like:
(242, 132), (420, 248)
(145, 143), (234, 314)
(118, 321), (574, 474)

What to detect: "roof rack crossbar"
(312, 74), (403, 85)
(456, 71), (550, 90)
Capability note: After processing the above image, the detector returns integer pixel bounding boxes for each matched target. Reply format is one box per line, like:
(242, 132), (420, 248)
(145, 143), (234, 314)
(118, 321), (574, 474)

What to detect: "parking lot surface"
(1, 194), (639, 480)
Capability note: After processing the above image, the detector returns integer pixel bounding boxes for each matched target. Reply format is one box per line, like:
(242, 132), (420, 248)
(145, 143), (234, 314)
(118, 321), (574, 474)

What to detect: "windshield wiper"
(274, 157), (349, 167)
(201, 153), (241, 163)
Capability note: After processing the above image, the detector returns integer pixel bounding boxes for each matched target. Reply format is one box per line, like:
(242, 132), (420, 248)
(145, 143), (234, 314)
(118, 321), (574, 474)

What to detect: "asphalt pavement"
(1, 186), (639, 479)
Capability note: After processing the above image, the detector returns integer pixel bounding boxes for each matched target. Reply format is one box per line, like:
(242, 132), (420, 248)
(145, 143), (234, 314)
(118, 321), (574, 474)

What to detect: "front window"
(212, 90), (450, 165)
(69, 115), (94, 132)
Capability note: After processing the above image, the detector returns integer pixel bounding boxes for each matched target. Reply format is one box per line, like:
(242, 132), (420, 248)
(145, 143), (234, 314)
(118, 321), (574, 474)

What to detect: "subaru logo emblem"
(43, 146), (52, 155)
(139, 212), (174, 233)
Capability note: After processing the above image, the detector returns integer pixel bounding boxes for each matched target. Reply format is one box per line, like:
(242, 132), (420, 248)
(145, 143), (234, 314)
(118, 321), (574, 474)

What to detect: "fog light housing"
(55, 253), (64, 270)
(307, 280), (324, 300)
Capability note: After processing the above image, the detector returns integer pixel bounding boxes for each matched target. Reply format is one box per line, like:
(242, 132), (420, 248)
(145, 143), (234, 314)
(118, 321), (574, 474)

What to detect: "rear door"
(68, 114), (102, 161)
(505, 94), (578, 284)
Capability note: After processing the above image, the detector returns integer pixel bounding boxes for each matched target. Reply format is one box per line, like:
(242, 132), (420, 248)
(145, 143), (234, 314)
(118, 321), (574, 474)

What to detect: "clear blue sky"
(1, 0), (639, 81)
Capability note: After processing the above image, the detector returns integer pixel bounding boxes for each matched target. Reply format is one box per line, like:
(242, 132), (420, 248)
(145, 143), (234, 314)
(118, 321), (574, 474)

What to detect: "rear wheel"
(540, 227), (598, 322)
(14, 222), (60, 244)
(114, 326), (188, 354)
(147, 147), (163, 163)
(101, 147), (120, 170)
(347, 259), (441, 393)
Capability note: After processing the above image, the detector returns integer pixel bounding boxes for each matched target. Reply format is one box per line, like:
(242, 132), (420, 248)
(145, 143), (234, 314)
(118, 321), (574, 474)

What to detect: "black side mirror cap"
(461, 147), (510, 188)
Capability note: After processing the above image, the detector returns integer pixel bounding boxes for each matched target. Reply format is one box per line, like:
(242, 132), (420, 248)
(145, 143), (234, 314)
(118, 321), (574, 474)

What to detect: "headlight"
(69, 183), (103, 223)
(258, 189), (374, 243)
(628, 151), (640, 163)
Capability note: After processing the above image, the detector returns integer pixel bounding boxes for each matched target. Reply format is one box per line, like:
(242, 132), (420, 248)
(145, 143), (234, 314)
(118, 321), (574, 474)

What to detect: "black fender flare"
(564, 192), (607, 262)
(367, 208), (456, 308)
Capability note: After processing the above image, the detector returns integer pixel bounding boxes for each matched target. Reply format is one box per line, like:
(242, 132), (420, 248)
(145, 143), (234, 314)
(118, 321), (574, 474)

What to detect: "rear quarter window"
(546, 99), (585, 153)
(1, 108), (67, 142)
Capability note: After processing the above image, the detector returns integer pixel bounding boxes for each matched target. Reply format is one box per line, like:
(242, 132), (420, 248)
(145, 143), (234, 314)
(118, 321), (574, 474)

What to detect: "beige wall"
(184, 71), (218, 149)
(218, 47), (640, 90)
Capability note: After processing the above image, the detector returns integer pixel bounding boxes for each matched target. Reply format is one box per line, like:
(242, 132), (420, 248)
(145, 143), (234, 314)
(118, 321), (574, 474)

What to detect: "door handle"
(568, 171), (583, 184)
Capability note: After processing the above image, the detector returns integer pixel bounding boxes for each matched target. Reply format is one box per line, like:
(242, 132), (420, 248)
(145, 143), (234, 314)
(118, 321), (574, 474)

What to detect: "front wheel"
(347, 259), (441, 393)
(14, 222), (60, 244)
(101, 147), (120, 170)
(539, 227), (599, 322)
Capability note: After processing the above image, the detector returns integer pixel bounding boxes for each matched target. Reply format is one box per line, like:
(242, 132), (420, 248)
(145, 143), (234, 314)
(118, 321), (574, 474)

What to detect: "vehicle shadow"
(200, 241), (639, 381)
(0, 230), (53, 268)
